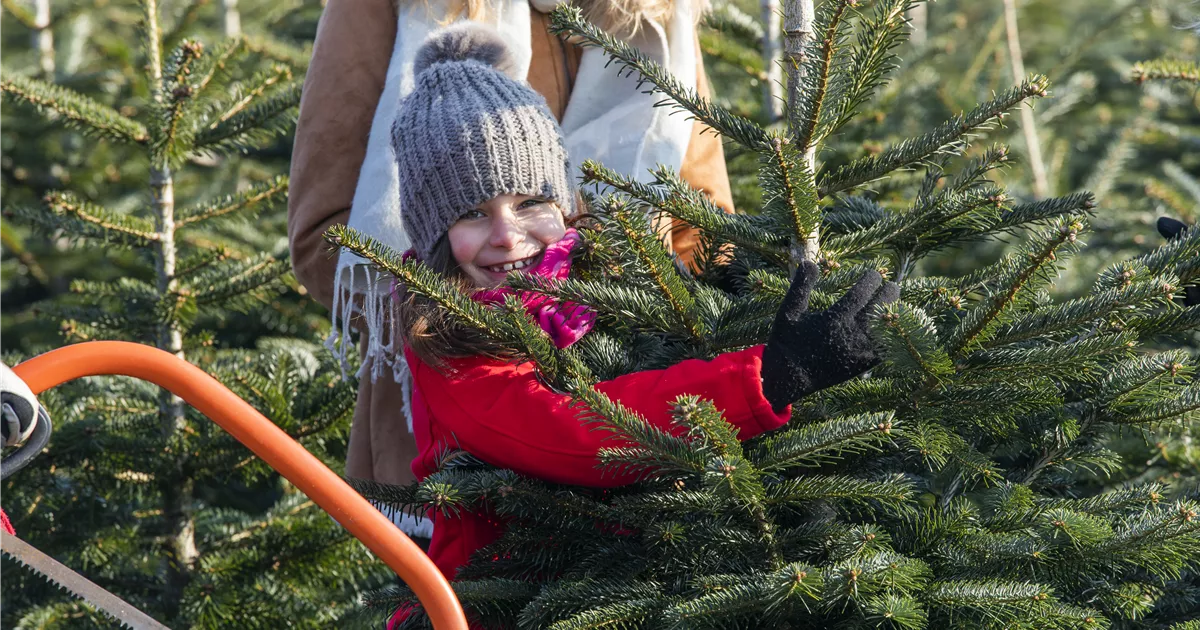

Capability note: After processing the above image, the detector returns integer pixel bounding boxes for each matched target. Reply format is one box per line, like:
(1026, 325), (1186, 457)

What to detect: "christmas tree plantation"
(0, 0), (327, 352)
(1, 0), (387, 627)
(701, 0), (1200, 302)
(334, 2), (1200, 628)
(1082, 18), (1200, 567)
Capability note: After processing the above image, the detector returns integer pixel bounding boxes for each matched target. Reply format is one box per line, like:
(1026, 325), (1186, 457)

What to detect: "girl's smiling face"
(448, 193), (567, 288)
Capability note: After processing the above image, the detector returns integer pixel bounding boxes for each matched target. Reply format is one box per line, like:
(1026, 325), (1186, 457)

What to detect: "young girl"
(387, 22), (899, 598)
(288, 0), (737, 507)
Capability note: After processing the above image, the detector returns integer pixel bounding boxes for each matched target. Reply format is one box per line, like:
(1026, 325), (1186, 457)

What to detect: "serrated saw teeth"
(2, 533), (170, 629)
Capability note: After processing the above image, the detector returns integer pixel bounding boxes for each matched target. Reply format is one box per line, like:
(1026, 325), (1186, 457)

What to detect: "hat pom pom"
(413, 22), (520, 79)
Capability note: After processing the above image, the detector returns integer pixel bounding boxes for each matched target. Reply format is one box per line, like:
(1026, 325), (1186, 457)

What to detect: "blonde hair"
(398, 0), (706, 36)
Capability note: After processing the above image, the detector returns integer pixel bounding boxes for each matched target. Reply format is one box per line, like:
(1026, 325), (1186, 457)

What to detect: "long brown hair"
(394, 203), (594, 367)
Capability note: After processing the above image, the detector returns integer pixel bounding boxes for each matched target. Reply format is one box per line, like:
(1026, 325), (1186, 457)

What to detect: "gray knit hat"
(393, 23), (574, 260)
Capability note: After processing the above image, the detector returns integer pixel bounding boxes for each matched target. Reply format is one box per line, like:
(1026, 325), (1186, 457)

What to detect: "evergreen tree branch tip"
(547, 4), (772, 152)
(1, 73), (149, 145)
(1132, 59), (1200, 85)
(819, 74), (1050, 197)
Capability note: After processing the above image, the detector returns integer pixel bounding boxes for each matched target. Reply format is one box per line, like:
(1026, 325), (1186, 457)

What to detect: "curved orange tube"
(14, 341), (467, 630)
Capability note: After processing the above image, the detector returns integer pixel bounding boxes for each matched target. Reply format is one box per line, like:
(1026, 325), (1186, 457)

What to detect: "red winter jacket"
(404, 344), (791, 581)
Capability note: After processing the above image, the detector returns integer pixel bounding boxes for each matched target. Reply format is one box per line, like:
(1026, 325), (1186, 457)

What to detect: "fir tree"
(333, 3), (1200, 628)
(811, 0), (1200, 292)
(1131, 23), (1200, 230)
(1, 0), (326, 352)
(1, 1), (387, 627)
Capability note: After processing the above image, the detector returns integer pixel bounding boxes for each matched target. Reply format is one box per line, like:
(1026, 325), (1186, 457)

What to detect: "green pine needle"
(1, 72), (149, 144)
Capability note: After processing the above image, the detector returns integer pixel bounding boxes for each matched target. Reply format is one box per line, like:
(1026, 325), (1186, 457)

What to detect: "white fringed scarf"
(326, 0), (698, 395)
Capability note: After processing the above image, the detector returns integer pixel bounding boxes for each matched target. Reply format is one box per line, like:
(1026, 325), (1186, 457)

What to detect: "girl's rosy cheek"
(448, 224), (482, 266)
(530, 210), (567, 246)
(543, 228), (566, 247)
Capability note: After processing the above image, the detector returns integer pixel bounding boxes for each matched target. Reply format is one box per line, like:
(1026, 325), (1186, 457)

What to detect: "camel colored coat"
(288, 0), (734, 486)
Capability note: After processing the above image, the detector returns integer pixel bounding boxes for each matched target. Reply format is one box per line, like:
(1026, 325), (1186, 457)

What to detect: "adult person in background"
(286, 0), (735, 533)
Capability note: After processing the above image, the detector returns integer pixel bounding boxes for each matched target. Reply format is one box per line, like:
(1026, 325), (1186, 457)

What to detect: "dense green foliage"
(1, 1), (391, 627)
(337, 3), (1200, 628)
(2, 0), (1196, 628)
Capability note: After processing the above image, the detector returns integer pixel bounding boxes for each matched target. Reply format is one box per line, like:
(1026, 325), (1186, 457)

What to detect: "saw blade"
(2, 532), (170, 630)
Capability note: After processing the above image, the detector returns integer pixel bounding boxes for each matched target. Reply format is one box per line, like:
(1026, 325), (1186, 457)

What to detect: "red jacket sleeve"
(407, 346), (790, 487)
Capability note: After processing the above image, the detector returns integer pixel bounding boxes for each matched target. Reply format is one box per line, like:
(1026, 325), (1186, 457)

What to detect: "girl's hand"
(1157, 217), (1198, 307)
(761, 262), (899, 413)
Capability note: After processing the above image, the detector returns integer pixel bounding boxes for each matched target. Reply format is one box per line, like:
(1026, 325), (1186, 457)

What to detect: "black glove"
(762, 261), (900, 412)
(1, 363), (39, 447)
(1157, 217), (1199, 307)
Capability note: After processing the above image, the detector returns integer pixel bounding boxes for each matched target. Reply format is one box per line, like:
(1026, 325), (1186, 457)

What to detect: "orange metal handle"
(14, 341), (466, 630)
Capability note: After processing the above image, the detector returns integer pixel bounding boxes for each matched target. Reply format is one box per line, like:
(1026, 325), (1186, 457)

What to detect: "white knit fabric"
(327, 0), (697, 392)
(1, 362), (39, 446)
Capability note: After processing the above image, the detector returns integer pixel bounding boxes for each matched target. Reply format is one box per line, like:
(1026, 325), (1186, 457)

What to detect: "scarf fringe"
(326, 264), (417, 434)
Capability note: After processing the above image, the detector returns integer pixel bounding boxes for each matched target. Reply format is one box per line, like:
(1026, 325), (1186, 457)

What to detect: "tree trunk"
(223, 0), (241, 38)
(64, 13), (92, 76)
(909, 3), (928, 47)
(762, 0), (783, 122)
(33, 0), (54, 77)
(145, 0), (195, 616)
(1002, 0), (1049, 199)
(783, 0), (818, 264)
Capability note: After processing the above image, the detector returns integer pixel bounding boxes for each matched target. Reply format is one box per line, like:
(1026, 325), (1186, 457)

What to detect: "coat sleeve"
(672, 34), (735, 267)
(678, 35), (735, 214)
(408, 346), (790, 487)
(287, 0), (397, 313)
